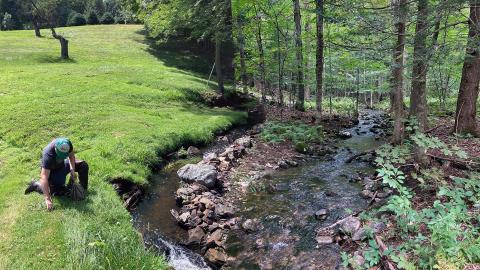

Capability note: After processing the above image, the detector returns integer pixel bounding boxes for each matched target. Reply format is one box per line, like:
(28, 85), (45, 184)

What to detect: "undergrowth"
(260, 121), (323, 152)
(342, 119), (480, 270)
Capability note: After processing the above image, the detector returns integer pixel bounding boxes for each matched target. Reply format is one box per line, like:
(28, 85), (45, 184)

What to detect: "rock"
(249, 124), (264, 135)
(340, 217), (361, 236)
(208, 222), (219, 232)
(255, 238), (266, 249)
(352, 228), (368, 241)
(339, 131), (352, 139)
(207, 229), (224, 247)
(315, 235), (334, 244)
(170, 209), (180, 221)
(285, 159), (299, 167)
(242, 219), (259, 233)
(234, 136), (252, 148)
(204, 247), (228, 265)
(278, 160), (289, 169)
(175, 187), (194, 204)
(199, 197), (214, 209)
(215, 204), (234, 218)
(352, 252), (365, 267)
(178, 212), (191, 224)
(187, 226), (206, 245)
(177, 164), (217, 188)
(360, 189), (374, 199)
(315, 209), (328, 220)
(372, 221), (386, 233)
(187, 146), (202, 156)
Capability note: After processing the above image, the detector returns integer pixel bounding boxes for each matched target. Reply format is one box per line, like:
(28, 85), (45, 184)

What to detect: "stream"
(133, 110), (385, 270)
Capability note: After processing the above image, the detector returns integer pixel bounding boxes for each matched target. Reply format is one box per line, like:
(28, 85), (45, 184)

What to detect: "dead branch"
(374, 234), (397, 270)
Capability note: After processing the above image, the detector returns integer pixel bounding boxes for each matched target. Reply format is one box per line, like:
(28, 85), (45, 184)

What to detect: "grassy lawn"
(0, 24), (245, 269)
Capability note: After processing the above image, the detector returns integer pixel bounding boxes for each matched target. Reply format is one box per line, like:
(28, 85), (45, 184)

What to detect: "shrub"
(67, 12), (86, 26)
(100, 12), (115, 24)
(1, 12), (15, 30)
(86, 10), (99, 25)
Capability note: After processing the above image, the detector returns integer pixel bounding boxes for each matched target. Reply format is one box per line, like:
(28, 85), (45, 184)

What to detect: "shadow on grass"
(134, 29), (213, 78)
(56, 189), (96, 214)
(35, 56), (77, 64)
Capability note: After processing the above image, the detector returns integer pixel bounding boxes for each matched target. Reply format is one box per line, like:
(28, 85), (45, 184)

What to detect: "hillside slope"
(0, 25), (244, 269)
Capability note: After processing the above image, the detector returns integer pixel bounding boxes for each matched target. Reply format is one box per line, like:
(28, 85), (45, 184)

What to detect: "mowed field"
(0, 25), (245, 269)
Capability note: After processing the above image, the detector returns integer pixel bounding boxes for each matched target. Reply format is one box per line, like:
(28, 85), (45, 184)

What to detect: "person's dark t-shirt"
(41, 139), (73, 170)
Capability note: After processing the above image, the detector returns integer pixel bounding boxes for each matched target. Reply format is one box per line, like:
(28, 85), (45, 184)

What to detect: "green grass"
(0, 25), (245, 269)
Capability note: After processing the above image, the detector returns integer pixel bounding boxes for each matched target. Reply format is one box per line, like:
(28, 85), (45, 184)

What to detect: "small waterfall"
(144, 231), (210, 270)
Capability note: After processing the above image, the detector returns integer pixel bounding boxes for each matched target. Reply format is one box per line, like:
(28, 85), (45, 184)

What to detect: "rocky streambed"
(133, 109), (391, 270)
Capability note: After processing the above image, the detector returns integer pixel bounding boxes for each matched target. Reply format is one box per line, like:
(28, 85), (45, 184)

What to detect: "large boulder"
(177, 164), (217, 188)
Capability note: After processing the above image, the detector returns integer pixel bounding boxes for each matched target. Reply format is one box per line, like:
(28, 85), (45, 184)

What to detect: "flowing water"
(133, 110), (385, 270)
(224, 110), (385, 269)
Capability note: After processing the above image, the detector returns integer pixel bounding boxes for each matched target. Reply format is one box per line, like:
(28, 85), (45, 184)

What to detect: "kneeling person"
(25, 138), (89, 210)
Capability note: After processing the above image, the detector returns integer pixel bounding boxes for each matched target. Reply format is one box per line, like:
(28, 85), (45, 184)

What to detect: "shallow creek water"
(133, 110), (385, 270)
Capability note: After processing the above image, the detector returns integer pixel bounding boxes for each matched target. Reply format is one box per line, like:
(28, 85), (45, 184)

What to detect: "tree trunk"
(254, 4), (267, 103)
(409, 0), (429, 132)
(236, 16), (248, 93)
(276, 26), (284, 106)
(33, 19), (41, 37)
(304, 0), (312, 102)
(355, 68), (360, 119)
(316, 0), (324, 117)
(391, 0), (407, 144)
(51, 28), (68, 59)
(454, 0), (480, 136)
(293, 0), (305, 111)
(215, 35), (225, 96)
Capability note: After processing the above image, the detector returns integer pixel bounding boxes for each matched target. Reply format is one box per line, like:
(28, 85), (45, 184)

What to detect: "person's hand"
(45, 198), (53, 211)
(70, 171), (76, 183)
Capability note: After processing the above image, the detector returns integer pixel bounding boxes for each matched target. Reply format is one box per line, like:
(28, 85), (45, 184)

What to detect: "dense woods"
(227, 0), (479, 138)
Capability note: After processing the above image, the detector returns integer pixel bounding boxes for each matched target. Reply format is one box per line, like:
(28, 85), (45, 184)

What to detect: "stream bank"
(133, 108), (390, 269)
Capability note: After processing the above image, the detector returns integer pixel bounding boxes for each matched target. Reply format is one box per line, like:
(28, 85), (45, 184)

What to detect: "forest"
(0, 0), (479, 269)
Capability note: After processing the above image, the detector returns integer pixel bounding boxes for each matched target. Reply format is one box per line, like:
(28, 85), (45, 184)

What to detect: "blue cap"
(55, 138), (71, 160)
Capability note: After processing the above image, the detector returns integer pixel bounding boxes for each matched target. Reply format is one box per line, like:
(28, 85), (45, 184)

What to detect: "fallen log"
(425, 124), (444, 134)
(426, 153), (480, 171)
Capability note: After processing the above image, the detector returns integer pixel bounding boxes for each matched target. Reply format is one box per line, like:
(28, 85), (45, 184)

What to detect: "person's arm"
(68, 153), (76, 182)
(40, 168), (53, 210)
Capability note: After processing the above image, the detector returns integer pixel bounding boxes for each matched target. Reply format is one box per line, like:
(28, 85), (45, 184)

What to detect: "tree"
(67, 11), (86, 26)
(253, 2), (267, 102)
(454, 0), (480, 136)
(86, 9), (99, 24)
(391, 0), (407, 144)
(100, 12), (114, 24)
(135, 0), (234, 96)
(235, 11), (249, 93)
(409, 0), (429, 132)
(293, 0), (305, 111)
(28, 0), (70, 59)
(315, 0), (324, 117)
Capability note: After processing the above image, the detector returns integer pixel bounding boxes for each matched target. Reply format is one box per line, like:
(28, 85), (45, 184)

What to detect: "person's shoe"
(25, 180), (41, 195)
